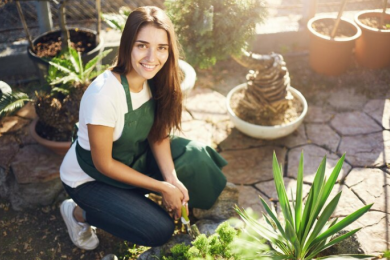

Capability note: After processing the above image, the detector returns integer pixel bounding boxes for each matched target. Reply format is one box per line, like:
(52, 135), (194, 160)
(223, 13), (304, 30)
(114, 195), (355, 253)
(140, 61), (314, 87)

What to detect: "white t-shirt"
(60, 70), (152, 188)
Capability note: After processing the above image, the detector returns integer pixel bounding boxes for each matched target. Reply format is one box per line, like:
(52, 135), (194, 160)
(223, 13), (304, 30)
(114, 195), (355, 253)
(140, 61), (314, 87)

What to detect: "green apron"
(75, 75), (227, 209)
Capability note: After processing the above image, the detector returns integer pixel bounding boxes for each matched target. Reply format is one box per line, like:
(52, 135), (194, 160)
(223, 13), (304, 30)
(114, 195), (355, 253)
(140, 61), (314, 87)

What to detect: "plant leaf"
(0, 92), (31, 117)
(295, 151), (304, 233)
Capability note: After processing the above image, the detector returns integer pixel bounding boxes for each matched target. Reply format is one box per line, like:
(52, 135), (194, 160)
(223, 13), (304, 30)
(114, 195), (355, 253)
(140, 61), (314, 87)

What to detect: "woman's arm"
(88, 124), (183, 218)
(148, 136), (190, 215)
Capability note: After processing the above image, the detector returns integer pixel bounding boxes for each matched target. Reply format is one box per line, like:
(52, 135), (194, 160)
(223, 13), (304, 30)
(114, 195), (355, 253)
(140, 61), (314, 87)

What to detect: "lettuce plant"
(235, 152), (373, 259)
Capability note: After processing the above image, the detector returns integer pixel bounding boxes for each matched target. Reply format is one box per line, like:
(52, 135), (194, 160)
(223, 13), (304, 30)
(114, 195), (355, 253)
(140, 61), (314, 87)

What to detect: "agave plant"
(235, 152), (373, 259)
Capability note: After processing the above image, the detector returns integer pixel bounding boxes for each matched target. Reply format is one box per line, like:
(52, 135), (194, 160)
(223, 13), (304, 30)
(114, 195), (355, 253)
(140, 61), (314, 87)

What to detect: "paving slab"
(327, 184), (366, 217)
(181, 110), (193, 122)
(0, 116), (30, 133)
(338, 131), (390, 167)
(212, 119), (234, 148)
(363, 99), (390, 130)
(347, 211), (390, 253)
(330, 111), (382, 135)
(254, 177), (311, 201)
(344, 168), (389, 212)
(10, 144), (63, 184)
(13, 124), (37, 146)
(184, 88), (229, 123)
(0, 134), (19, 168)
(327, 88), (368, 112)
(271, 124), (308, 148)
(306, 123), (340, 152)
(176, 120), (214, 147)
(304, 105), (335, 123)
(237, 185), (266, 214)
(287, 145), (351, 183)
(221, 146), (287, 184)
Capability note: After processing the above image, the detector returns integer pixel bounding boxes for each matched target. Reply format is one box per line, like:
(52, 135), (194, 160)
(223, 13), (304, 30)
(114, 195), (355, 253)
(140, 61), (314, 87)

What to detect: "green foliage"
(101, 6), (131, 32)
(235, 152), (374, 259)
(161, 221), (266, 260)
(0, 91), (31, 118)
(165, 0), (267, 68)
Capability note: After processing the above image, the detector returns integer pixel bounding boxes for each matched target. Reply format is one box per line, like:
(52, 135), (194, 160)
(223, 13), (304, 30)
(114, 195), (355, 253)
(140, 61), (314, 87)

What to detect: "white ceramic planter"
(178, 59), (197, 96)
(226, 83), (308, 139)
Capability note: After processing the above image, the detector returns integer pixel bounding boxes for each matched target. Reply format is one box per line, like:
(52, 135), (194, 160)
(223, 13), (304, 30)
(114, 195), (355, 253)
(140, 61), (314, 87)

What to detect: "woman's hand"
(170, 178), (189, 216)
(161, 181), (184, 219)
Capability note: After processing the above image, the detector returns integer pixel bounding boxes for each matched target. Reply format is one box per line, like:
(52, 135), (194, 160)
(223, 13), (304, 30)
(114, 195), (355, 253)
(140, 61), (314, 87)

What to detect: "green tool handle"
(181, 205), (189, 222)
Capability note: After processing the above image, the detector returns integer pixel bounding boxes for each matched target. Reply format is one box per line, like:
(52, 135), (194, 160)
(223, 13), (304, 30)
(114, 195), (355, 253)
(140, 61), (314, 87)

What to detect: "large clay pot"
(29, 118), (71, 156)
(307, 17), (361, 76)
(27, 28), (104, 84)
(226, 84), (308, 140)
(354, 10), (390, 69)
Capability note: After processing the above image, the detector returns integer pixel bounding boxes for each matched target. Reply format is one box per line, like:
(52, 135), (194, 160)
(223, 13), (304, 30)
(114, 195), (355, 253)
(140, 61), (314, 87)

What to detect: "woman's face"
(130, 24), (169, 80)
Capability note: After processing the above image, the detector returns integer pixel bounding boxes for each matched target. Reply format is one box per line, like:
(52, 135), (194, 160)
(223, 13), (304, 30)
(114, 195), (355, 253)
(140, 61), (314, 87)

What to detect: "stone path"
(0, 85), (389, 254)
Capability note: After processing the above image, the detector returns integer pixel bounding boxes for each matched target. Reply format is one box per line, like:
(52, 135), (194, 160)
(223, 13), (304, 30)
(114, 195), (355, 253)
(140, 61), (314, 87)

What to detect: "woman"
(59, 6), (227, 250)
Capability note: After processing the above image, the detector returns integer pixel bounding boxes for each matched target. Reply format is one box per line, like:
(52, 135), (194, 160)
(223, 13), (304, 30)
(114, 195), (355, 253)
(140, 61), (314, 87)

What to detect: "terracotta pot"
(29, 118), (71, 156)
(307, 17), (361, 76)
(226, 84), (308, 140)
(354, 10), (390, 69)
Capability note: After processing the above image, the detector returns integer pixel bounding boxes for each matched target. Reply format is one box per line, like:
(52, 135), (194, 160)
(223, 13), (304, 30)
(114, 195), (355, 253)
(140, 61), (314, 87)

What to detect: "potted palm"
(0, 47), (111, 155)
(354, 1), (390, 69)
(307, 0), (362, 76)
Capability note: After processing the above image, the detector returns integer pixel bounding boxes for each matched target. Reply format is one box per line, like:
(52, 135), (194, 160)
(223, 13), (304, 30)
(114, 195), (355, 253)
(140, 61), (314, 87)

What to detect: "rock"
(195, 219), (225, 236)
(101, 254), (118, 260)
(16, 102), (36, 119)
(137, 234), (192, 260)
(338, 131), (390, 167)
(221, 146), (286, 184)
(330, 111), (382, 135)
(184, 88), (229, 123)
(0, 166), (8, 198)
(287, 145), (351, 184)
(176, 120), (214, 147)
(319, 230), (364, 256)
(304, 106), (334, 123)
(7, 145), (64, 210)
(193, 182), (238, 221)
(363, 99), (390, 130)
(0, 134), (19, 168)
(306, 123), (340, 152)
(0, 116), (30, 133)
(344, 168), (389, 212)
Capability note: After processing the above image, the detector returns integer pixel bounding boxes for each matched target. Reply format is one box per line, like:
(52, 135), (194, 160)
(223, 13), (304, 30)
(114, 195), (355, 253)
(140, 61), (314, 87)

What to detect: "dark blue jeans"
(62, 181), (174, 247)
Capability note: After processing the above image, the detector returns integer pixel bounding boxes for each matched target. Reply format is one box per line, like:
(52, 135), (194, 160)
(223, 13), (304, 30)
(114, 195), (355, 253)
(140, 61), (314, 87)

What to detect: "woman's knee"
(146, 218), (175, 247)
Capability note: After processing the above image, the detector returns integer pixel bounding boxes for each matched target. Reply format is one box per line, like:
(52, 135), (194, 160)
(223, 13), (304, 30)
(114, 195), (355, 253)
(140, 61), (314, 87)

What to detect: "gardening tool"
(181, 205), (200, 240)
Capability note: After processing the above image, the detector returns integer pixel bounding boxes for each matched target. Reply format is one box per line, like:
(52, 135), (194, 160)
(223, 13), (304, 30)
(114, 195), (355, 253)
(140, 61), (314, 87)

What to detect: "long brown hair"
(111, 6), (183, 143)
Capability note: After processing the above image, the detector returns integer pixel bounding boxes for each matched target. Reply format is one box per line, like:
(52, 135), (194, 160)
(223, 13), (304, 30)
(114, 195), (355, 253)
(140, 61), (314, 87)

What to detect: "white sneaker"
(60, 199), (99, 250)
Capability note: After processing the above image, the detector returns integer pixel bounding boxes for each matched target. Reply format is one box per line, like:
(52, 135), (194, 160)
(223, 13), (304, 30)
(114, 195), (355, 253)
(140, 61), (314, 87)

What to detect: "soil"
(33, 29), (97, 59)
(359, 16), (390, 30)
(230, 88), (303, 126)
(312, 19), (356, 38)
(35, 120), (72, 142)
(2, 53), (390, 260)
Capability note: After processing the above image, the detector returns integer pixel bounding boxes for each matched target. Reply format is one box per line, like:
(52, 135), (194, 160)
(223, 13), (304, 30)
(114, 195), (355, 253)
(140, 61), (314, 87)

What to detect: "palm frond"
(0, 92), (31, 117)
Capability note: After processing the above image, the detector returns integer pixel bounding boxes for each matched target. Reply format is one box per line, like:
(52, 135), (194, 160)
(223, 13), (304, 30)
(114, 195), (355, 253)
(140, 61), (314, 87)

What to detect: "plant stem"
(379, 0), (388, 29)
(330, 0), (348, 38)
(96, 0), (101, 45)
(15, 1), (35, 51)
(59, 0), (70, 51)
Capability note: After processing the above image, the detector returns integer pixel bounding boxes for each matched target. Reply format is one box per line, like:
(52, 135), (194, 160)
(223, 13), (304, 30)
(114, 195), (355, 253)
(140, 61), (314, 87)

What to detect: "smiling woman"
(58, 6), (228, 250)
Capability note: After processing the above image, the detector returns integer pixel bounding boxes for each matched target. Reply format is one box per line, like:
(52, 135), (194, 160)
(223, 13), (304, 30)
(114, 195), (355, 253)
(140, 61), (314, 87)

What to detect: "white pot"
(179, 59), (197, 96)
(226, 83), (308, 140)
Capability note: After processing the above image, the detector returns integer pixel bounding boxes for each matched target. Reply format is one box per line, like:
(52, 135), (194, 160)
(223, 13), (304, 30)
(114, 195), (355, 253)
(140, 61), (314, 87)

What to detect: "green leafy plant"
(0, 47), (111, 140)
(235, 152), (373, 259)
(162, 221), (261, 260)
(165, 0), (267, 69)
(101, 6), (131, 32)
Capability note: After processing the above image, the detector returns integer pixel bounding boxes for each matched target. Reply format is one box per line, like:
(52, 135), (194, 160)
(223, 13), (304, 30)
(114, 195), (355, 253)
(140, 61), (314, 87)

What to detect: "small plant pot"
(27, 28), (104, 84)
(29, 118), (71, 156)
(226, 84), (308, 140)
(354, 10), (390, 69)
(307, 17), (361, 76)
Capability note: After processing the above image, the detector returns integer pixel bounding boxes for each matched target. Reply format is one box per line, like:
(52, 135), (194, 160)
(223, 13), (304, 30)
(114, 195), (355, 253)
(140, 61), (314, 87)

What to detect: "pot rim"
(226, 83), (308, 129)
(29, 117), (72, 147)
(354, 10), (390, 33)
(307, 16), (362, 42)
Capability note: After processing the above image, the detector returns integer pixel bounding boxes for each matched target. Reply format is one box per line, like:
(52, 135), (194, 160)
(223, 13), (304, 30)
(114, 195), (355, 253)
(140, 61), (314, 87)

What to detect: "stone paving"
(0, 80), (389, 254)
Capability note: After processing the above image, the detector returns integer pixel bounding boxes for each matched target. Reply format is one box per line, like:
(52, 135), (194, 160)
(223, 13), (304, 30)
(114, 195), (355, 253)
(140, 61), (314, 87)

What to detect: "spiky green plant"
(235, 152), (373, 259)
